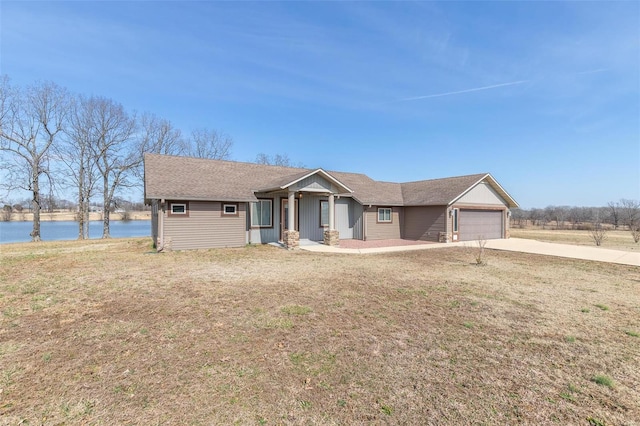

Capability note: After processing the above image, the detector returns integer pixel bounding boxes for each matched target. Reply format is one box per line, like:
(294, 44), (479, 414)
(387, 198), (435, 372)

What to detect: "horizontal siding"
(457, 182), (508, 206)
(164, 201), (245, 250)
(403, 206), (445, 241)
(365, 206), (402, 240)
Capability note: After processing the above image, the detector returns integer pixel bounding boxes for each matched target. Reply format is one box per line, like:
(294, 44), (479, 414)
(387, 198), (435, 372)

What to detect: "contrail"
(396, 80), (530, 102)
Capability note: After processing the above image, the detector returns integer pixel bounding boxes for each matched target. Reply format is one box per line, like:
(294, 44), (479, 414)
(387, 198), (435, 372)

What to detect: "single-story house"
(143, 153), (519, 251)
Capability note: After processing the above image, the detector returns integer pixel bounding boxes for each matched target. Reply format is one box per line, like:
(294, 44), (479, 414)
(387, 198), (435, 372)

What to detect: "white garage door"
(459, 209), (503, 241)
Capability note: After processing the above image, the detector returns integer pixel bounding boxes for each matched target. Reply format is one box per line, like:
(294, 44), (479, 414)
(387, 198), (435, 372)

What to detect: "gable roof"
(257, 168), (353, 194)
(144, 153), (518, 207)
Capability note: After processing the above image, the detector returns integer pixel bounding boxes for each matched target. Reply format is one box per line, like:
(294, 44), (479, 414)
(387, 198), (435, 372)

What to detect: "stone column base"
(324, 230), (339, 246)
(284, 230), (299, 249)
(438, 232), (450, 243)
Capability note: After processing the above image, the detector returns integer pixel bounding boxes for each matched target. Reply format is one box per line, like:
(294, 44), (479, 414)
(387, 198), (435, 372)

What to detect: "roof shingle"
(144, 153), (516, 207)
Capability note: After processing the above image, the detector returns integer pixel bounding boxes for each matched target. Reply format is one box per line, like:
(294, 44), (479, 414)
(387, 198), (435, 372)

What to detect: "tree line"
(510, 199), (640, 243)
(0, 77), (234, 241)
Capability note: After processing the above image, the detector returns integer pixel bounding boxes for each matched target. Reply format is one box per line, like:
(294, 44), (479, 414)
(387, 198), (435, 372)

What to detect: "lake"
(0, 220), (151, 244)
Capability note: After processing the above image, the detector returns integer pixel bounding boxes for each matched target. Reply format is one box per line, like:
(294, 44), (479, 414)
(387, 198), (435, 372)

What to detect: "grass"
(591, 375), (614, 389)
(510, 227), (638, 251)
(0, 238), (638, 424)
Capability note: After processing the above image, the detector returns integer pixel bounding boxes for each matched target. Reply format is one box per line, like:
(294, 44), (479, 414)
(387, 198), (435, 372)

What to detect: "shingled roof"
(144, 153), (517, 207)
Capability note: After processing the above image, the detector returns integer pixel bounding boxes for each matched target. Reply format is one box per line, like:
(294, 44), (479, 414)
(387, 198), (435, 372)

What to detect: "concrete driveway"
(481, 238), (640, 267)
(300, 237), (640, 266)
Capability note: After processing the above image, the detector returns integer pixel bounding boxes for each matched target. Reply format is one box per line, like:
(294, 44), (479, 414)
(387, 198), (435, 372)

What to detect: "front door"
(280, 198), (299, 241)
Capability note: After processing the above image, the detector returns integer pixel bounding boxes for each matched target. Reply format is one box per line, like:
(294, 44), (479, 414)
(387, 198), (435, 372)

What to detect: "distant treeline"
(510, 199), (639, 231)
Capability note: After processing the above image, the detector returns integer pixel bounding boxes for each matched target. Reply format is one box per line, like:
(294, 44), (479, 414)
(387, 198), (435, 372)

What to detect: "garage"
(459, 209), (503, 241)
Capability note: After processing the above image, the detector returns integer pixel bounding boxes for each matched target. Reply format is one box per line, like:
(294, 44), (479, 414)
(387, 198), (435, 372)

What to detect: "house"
(143, 153), (519, 251)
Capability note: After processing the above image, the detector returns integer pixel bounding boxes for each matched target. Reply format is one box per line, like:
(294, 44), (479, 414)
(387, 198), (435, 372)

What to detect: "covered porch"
(254, 168), (354, 249)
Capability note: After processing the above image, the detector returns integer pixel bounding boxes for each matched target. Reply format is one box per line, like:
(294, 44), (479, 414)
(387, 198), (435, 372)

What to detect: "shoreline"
(2, 211), (152, 222)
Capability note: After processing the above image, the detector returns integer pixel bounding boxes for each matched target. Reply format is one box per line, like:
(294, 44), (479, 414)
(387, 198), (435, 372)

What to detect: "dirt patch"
(1, 238), (638, 425)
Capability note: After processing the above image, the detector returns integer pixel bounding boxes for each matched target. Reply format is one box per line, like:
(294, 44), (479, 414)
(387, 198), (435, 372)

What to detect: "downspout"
(158, 198), (165, 252)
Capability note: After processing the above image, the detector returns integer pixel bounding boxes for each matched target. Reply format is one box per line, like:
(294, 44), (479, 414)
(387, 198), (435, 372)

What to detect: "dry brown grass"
(1, 238), (639, 425)
(511, 228), (639, 252)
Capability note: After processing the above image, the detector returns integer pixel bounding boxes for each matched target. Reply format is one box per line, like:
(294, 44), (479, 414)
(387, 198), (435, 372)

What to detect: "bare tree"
(607, 201), (620, 230)
(589, 222), (608, 246)
(139, 113), (185, 156)
(620, 199), (639, 229)
(0, 79), (69, 241)
(87, 97), (138, 238)
(56, 95), (102, 239)
(187, 128), (232, 159)
(255, 152), (305, 167)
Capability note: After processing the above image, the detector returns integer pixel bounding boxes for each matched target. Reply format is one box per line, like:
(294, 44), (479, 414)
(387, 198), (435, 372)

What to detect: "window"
(320, 200), (329, 227)
(250, 199), (272, 227)
(378, 208), (392, 223)
(223, 204), (238, 216)
(170, 203), (187, 215)
(452, 208), (459, 232)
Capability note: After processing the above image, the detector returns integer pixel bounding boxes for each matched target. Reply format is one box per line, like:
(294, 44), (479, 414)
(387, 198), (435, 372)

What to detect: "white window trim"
(223, 204), (238, 215)
(170, 203), (187, 215)
(378, 207), (392, 223)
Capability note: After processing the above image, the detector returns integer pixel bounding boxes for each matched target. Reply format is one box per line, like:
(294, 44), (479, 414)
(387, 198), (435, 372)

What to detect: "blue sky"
(1, 1), (638, 208)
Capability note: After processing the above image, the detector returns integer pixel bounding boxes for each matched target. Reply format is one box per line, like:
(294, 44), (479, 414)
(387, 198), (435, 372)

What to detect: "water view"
(0, 220), (151, 244)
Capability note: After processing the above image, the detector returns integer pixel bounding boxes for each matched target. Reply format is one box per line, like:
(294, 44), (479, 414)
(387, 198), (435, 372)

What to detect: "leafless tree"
(0, 79), (69, 241)
(588, 222), (608, 246)
(187, 128), (232, 159)
(607, 201), (620, 229)
(133, 113), (186, 182)
(255, 152), (305, 167)
(139, 113), (185, 156)
(56, 95), (102, 239)
(620, 199), (639, 229)
(87, 97), (138, 238)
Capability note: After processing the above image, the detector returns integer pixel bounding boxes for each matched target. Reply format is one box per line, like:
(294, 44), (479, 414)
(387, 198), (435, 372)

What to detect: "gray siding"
(293, 175), (335, 192)
(457, 182), (508, 206)
(352, 201), (364, 240)
(248, 194), (280, 244)
(299, 194), (324, 241)
(365, 206), (402, 240)
(164, 201), (246, 250)
(403, 206), (446, 241)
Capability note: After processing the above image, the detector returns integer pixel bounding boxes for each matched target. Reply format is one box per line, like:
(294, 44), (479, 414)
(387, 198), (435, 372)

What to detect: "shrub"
(589, 223), (607, 246)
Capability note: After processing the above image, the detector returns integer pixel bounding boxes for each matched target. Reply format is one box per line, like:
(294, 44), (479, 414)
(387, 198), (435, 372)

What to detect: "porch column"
(284, 190), (299, 249)
(328, 193), (335, 230)
(324, 193), (339, 246)
(288, 191), (295, 231)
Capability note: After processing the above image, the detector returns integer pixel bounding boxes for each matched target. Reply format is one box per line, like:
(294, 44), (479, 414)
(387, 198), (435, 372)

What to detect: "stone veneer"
(438, 232), (450, 243)
(283, 230), (299, 249)
(323, 230), (339, 246)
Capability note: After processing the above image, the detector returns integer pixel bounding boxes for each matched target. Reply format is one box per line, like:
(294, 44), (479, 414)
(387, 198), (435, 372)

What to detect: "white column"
(288, 191), (295, 231)
(328, 193), (335, 231)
